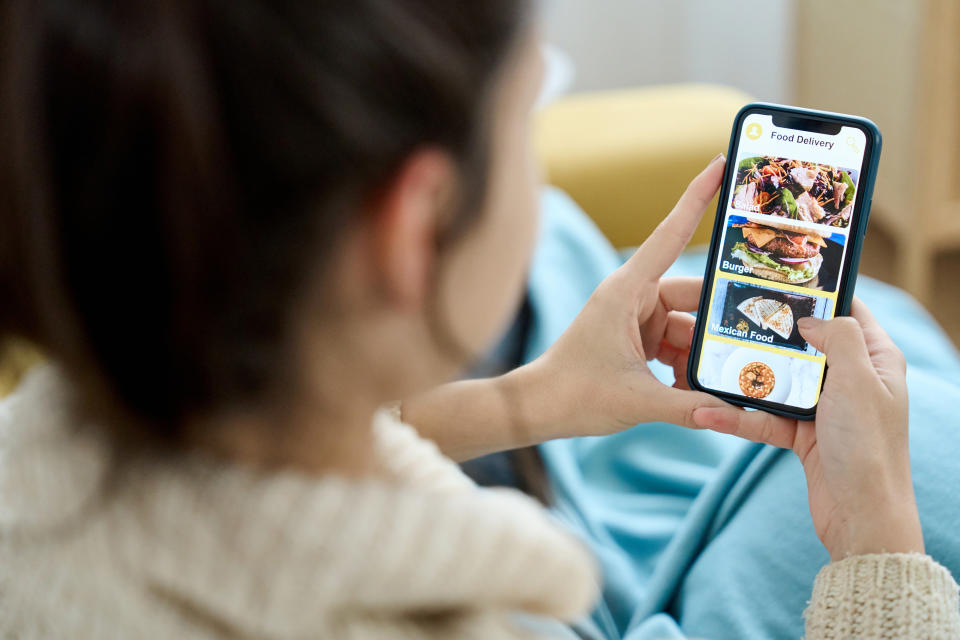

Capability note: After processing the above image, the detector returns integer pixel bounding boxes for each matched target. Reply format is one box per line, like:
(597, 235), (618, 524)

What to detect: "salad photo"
(730, 155), (858, 228)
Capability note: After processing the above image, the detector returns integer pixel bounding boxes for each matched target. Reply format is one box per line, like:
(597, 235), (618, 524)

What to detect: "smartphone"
(687, 103), (881, 420)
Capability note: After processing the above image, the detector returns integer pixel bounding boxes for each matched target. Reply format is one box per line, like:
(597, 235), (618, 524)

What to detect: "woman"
(0, 1), (956, 638)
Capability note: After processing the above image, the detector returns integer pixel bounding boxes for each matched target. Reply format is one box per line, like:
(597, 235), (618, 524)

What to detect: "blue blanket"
(526, 188), (960, 639)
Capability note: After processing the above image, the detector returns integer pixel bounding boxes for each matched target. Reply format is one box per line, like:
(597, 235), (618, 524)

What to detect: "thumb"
(642, 384), (729, 430)
(623, 154), (725, 282)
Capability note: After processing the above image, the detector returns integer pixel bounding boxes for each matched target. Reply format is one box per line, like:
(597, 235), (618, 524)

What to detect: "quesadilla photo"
(709, 280), (828, 354)
(736, 296), (795, 340)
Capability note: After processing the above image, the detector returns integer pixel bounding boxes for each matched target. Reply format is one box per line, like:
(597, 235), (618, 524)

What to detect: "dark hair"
(0, 0), (530, 441)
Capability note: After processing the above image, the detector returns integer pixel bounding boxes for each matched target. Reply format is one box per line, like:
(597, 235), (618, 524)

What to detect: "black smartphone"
(687, 103), (882, 420)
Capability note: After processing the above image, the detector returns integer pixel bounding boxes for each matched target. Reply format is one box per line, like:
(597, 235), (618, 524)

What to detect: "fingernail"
(797, 317), (820, 331)
(710, 153), (725, 165)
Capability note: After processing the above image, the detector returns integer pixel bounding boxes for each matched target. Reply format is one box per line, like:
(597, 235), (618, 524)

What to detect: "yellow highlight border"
(702, 333), (826, 363)
(696, 214), (836, 407)
(715, 270), (838, 301)
(697, 334), (825, 407)
(700, 268), (830, 364)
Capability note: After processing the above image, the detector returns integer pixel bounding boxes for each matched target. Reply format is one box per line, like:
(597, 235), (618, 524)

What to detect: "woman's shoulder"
(0, 373), (599, 638)
(0, 365), (178, 636)
(370, 406), (478, 491)
(0, 365), (110, 532)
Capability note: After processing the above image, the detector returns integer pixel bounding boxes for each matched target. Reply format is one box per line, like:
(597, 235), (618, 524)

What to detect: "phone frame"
(686, 102), (882, 420)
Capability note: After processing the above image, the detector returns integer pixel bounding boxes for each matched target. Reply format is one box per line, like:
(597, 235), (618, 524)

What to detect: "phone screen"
(692, 110), (870, 413)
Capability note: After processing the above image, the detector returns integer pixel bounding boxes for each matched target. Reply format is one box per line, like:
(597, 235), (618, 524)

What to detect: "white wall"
(539, 0), (794, 102)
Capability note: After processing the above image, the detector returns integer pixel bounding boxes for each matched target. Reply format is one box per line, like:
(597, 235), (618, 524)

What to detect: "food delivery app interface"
(696, 114), (867, 409)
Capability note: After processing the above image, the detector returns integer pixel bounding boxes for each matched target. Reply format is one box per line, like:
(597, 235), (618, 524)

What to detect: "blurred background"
(535, 0), (959, 346)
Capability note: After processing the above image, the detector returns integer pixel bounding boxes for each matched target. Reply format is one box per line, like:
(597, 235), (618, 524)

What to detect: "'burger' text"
(722, 260), (751, 275)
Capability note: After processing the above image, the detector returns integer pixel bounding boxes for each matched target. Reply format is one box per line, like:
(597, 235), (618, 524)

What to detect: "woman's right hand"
(692, 298), (924, 561)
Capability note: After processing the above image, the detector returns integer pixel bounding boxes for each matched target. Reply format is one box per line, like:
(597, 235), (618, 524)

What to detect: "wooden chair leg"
(899, 237), (935, 307)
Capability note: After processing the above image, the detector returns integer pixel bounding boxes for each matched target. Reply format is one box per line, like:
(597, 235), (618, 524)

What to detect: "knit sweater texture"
(0, 366), (957, 639)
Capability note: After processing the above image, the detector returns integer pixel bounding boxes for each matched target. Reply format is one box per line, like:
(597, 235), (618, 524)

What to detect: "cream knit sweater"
(0, 366), (957, 639)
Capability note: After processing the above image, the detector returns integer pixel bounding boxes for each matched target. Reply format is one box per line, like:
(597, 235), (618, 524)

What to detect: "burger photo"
(730, 217), (826, 285)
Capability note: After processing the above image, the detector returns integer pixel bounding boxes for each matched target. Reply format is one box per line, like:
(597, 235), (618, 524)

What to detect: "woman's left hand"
(403, 155), (729, 460)
(520, 154), (730, 439)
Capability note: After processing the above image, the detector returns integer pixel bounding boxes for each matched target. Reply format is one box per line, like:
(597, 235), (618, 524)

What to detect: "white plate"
(719, 347), (792, 404)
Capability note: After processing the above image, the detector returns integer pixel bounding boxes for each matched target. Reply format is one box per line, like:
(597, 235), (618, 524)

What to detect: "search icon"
(846, 136), (860, 154)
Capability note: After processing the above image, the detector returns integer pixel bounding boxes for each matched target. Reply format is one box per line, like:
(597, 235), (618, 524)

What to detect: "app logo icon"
(746, 123), (763, 140)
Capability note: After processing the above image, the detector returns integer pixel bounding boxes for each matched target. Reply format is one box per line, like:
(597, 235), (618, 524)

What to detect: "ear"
(368, 149), (457, 310)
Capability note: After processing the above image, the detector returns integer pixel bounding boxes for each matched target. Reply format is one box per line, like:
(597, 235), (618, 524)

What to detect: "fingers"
(797, 314), (871, 373)
(692, 406), (798, 450)
(662, 310), (695, 351)
(624, 155), (725, 281)
(849, 297), (880, 331)
(658, 277), (703, 313)
(658, 312), (694, 388)
(639, 280), (699, 360)
(799, 300), (906, 395)
(850, 298), (907, 377)
(655, 343), (690, 389)
(656, 342), (686, 367)
(672, 352), (691, 390)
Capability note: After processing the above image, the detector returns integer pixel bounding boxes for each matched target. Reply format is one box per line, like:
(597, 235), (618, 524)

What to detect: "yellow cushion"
(535, 84), (752, 248)
(0, 340), (43, 400)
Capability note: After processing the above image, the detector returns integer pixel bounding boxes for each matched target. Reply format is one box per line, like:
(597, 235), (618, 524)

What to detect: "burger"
(731, 219), (825, 285)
